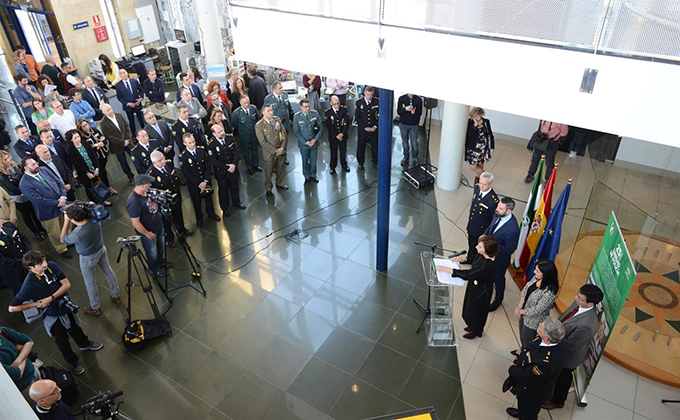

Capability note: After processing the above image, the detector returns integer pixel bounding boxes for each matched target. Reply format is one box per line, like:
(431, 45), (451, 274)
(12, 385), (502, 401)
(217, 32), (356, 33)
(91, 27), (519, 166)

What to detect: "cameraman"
(60, 203), (121, 316)
(148, 150), (193, 248)
(9, 251), (103, 376)
(127, 174), (172, 277)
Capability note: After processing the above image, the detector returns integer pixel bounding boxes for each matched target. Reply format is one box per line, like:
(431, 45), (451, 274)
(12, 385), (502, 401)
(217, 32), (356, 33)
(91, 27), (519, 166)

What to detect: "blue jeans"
(399, 124), (419, 161)
(299, 146), (318, 179)
(138, 226), (165, 274)
(79, 246), (120, 310)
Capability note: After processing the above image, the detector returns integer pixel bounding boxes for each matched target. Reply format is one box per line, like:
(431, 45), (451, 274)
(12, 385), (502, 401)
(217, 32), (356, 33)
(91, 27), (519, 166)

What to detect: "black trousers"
(50, 311), (91, 366)
(188, 186), (216, 222)
(528, 146), (559, 181)
(164, 198), (188, 244)
(490, 254), (511, 305)
(551, 368), (574, 405)
(517, 388), (551, 420)
(357, 129), (378, 166)
(467, 229), (483, 261)
(125, 107), (145, 133)
(16, 201), (45, 234)
(215, 172), (241, 212)
(98, 156), (110, 187)
(329, 134), (347, 169)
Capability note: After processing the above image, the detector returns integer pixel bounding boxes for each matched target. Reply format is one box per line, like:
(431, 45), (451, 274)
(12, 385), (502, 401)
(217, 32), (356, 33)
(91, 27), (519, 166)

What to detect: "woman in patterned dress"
(465, 107), (495, 185)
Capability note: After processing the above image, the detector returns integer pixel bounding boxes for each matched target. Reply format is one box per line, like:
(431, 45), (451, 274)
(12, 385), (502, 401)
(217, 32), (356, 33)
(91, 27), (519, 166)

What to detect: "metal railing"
(229, 0), (680, 63)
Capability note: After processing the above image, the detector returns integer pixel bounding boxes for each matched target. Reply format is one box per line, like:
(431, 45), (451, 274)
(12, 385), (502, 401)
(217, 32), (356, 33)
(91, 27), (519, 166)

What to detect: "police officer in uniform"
(147, 150), (193, 247)
(505, 318), (566, 420)
(208, 124), (245, 218)
(355, 86), (379, 170)
(130, 129), (161, 174)
(0, 221), (32, 295)
(255, 104), (288, 198)
(231, 95), (262, 175)
(172, 104), (205, 152)
(324, 95), (350, 174)
(178, 133), (220, 228)
(293, 99), (323, 184)
(264, 82), (293, 165)
(467, 171), (498, 260)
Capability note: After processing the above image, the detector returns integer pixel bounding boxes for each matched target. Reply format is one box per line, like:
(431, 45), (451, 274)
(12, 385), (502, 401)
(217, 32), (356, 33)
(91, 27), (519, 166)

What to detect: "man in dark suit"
(506, 318), (566, 420)
(206, 92), (232, 132)
(115, 69), (144, 132)
(35, 145), (75, 202)
(130, 129), (160, 175)
(467, 172), (499, 260)
(172, 105), (205, 151)
(12, 125), (39, 160)
(175, 72), (204, 105)
(485, 197), (520, 312)
(82, 76), (108, 121)
(147, 150), (192, 248)
(0, 221), (32, 295)
(100, 104), (135, 186)
(543, 285), (603, 411)
(246, 67), (267, 110)
(143, 111), (175, 163)
(208, 124), (245, 218)
(38, 129), (69, 165)
(18, 158), (72, 258)
(355, 86), (380, 169)
(325, 95), (350, 174)
(35, 120), (66, 147)
(178, 133), (220, 228)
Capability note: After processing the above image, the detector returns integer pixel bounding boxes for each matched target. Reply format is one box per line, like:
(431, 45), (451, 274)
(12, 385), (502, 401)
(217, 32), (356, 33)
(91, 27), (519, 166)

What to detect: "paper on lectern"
(432, 258), (464, 286)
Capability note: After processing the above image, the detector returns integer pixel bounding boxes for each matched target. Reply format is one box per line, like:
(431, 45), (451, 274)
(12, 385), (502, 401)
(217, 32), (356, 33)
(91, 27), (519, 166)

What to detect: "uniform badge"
(360, 104), (364, 110)
(0, 240), (4, 247)
(157, 176), (161, 182)
(182, 128), (186, 133)
(216, 146), (220, 152)
(330, 115), (334, 121)
(141, 152), (146, 157)
(130, 156), (135, 161)
(188, 158), (192, 164)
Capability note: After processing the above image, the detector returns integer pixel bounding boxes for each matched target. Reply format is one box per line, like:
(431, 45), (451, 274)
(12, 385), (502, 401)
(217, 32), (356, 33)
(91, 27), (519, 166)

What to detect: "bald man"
(29, 379), (77, 419)
(99, 103), (135, 185)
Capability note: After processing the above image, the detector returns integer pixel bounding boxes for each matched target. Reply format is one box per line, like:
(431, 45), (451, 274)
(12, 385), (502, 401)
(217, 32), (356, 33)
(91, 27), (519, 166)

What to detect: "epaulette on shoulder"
(341, 105), (347, 108)
(294, 111), (301, 115)
(197, 145), (205, 149)
(325, 107), (331, 112)
(130, 145), (138, 151)
(179, 150), (186, 157)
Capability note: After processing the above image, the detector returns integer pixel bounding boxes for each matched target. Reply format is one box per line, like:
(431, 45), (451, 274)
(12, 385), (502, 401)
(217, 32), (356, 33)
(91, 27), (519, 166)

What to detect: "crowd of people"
(4, 48), (597, 420)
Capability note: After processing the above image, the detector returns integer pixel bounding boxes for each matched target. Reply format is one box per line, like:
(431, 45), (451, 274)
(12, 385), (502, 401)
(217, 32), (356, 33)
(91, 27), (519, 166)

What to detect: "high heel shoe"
(108, 187), (118, 195)
(464, 327), (472, 332)
(463, 330), (483, 339)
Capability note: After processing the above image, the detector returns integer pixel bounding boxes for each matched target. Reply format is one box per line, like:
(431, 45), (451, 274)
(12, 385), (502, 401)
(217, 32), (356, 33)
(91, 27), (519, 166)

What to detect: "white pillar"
(195, 0), (227, 83)
(0, 368), (37, 419)
(436, 101), (469, 191)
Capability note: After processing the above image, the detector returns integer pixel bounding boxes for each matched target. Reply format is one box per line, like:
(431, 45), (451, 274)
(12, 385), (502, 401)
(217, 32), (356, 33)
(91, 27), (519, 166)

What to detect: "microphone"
(448, 250), (467, 259)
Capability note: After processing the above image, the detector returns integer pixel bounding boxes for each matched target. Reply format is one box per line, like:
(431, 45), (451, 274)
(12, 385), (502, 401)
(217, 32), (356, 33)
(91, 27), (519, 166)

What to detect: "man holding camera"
(9, 251), (103, 376)
(60, 203), (120, 316)
(127, 174), (172, 278)
(148, 150), (193, 247)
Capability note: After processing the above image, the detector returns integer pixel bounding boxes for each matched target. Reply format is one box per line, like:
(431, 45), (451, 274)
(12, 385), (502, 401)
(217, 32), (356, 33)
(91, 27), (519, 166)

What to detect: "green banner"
(574, 212), (637, 401)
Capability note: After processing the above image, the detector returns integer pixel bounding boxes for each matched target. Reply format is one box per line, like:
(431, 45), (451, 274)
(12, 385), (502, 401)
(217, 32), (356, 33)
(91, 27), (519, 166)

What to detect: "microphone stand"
(413, 241), (457, 334)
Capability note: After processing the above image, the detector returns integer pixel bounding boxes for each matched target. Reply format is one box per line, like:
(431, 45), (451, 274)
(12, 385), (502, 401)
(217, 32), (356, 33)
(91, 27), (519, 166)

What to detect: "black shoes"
(506, 407), (519, 418)
(343, 166), (350, 173)
(373, 162), (378, 169)
(304, 178), (311, 185)
(247, 169), (255, 175)
(182, 230), (194, 237)
(209, 214), (221, 222)
(285, 159), (290, 165)
(168, 241), (176, 248)
(35, 231), (46, 241)
(254, 166), (263, 172)
(358, 165), (364, 171)
(127, 177), (135, 186)
(223, 212), (231, 218)
(401, 158), (409, 166)
(266, 191), (274, 197)
(162, 261), (174, 269)
(234, 203), (246, 209)
(277, 184), (289, 190)
(312, 177), (319, 183)
(524, 174), (534, 184)
(196, 220), (203, 228)
(330, 169), (336, 175)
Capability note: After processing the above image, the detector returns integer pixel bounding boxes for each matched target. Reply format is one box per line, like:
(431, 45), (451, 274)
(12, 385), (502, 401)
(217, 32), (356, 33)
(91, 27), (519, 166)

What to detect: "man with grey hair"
(466, 171), (498, 260)
(505, 318), (566, 420)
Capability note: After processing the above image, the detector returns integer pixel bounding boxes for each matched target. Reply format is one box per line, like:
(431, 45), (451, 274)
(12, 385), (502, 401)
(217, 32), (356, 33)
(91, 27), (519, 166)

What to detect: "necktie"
(561, 306), (580, 322)
(126, 80), (132, 94)
(49, 146), (57, 155)
(160, 167), (167, 175)
(491, 218), (501, 233)
(190, 150), (195, 157)
(155, 125), (164, 139)
(91, 88), (100, 103)
(36, 174), (48, 186)
(277, 95), (281, 102)
(246, 109), (250, 116)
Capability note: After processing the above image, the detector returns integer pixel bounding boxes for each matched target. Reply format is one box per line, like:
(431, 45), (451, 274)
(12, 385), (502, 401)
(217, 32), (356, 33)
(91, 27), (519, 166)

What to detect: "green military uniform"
(264, 92), (293, 130)
(255, 116), (287, 192)
(507, 337), (566, 420)
(293, 110), (323, 181)
(231, 105), (260, 171)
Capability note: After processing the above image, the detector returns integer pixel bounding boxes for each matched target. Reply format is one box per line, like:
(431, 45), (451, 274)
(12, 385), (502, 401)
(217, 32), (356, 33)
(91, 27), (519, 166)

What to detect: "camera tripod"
(162, 210), (206, 297)
(116, 237), (172, 324)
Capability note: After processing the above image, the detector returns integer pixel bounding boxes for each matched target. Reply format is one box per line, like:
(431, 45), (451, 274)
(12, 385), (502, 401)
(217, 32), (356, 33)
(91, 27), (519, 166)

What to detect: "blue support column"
(376, 88), (393, 272)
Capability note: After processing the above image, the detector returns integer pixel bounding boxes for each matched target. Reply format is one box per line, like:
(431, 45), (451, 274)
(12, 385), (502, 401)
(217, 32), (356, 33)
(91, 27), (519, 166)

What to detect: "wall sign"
(93, 15), (102, 27)
(72, 21), (89, 30)
(94, 26), (109, 43)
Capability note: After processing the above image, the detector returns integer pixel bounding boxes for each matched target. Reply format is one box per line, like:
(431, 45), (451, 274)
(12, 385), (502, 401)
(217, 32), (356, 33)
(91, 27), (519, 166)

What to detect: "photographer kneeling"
(9, 251), (103, 376)
(60, 203), (121, 316)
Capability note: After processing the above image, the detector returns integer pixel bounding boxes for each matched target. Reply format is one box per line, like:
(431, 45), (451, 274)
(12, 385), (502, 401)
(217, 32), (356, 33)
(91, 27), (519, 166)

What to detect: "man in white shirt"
(47, 101), (76, 138)
(326, 78), (349, 105)
(82, 76), (107, 120)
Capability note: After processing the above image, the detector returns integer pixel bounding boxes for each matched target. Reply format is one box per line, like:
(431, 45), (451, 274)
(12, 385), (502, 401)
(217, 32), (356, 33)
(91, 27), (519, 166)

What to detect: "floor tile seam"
(444, 391), (464, 420)
(460, 344), (481, 384)
(461, 381), (512, 409)
(325, 374), (401, 418)
(584, 387), (639, 414)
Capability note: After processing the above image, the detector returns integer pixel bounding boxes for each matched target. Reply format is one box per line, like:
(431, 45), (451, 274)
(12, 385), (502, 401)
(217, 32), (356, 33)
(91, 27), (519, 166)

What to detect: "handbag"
(22, 301), (45, 324)
(527, 122), (552, 151)
(90, 176), (111, 203)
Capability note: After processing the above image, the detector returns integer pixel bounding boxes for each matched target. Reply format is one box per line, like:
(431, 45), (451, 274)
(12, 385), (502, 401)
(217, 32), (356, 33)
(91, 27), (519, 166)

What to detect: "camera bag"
(39, 365), (78, 405)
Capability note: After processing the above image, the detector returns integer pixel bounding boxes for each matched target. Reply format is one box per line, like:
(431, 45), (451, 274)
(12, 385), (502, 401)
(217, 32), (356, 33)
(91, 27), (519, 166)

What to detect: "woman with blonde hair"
(0, 151), (46, 240)
(465, 107), (495, 185)
(207, 108), (232, 136)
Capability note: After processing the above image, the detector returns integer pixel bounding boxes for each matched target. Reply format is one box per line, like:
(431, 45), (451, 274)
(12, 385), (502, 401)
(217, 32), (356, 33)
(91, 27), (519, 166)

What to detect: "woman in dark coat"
(465, 107), (495, 186)
(437, 235), (498, 339)
(76, 118), (116, 195)
(65, 130), (111, 206)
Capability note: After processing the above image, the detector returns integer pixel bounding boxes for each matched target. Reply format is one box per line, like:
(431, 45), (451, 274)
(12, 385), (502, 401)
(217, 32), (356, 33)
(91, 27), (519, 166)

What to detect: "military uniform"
(171, 118), (205, 152)
(355, 97), (380, 167)
(324, 105), (350, 172)
(293, 110), (323, 181)
(255, 116), (287, 192)
(179, 146), (218, 225)
(508, 337), (566, 420)
(147, 162), (190, 245)
(207, 135), (242, 215)
(466, 184), (499, 259)
(264, 92), (293, 130)
(0, 223), (32, 295)
(130, 140), (161, 174)
(231, 105), (261, 171)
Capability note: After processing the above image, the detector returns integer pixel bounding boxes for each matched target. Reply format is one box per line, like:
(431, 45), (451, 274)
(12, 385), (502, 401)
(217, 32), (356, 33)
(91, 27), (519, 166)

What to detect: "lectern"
(420, 251), (458, 347)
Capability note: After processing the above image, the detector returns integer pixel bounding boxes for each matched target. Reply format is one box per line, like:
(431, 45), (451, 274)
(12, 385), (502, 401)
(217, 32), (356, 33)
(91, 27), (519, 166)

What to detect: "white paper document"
(44, 84), (57, 96)
(432, 258), (465, 286)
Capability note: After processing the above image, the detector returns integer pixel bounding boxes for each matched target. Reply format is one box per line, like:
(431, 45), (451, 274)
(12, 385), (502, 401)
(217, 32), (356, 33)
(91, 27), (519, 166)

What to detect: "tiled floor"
(2, 110), (680, 420)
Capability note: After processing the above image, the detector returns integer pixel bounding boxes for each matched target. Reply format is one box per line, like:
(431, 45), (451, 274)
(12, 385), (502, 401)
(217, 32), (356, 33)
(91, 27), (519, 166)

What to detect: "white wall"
(229, 7), (680, 148)
(615, 137), (680, 175)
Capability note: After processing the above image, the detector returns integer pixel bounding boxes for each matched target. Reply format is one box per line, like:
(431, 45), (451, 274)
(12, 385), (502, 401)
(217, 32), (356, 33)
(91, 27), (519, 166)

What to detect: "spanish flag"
(518, 163), (557, 271)
(513, 157), (544, 269)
